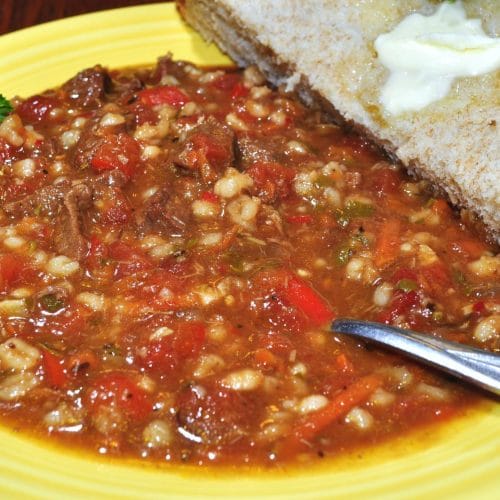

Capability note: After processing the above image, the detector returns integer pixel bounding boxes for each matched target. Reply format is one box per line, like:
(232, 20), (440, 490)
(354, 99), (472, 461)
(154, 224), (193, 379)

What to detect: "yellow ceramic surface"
(0, 4), (498, 498)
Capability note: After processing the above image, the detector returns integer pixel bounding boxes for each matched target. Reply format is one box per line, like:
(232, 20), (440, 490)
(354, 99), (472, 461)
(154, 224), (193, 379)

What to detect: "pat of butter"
(374, 1), (500, 115)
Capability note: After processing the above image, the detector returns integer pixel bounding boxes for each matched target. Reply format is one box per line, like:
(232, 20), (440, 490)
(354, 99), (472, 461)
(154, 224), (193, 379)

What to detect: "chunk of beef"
(3, 170), (129, 260)
(235, 134), (288, 169)
(171, 116), (235, 184)
(3, 181), (71, 217)
(111, 76), (144, 105)
(62, 65), (110, 109)
(33, 135), (62, 160)
(53, 183), (93, 260)
(176, 384), (255, 447)
(71, 125), (104, 170)
(3, 170), (127, 220)
(136, 187), (190, 237)
(153, 54), (189, 83)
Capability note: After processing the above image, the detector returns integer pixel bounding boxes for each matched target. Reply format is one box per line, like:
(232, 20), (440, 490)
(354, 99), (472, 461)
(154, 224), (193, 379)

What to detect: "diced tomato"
(42, 349), (68, 388)
(231, 82), (249, 99)
(192, 132), (232, 165)
(173, 322), (206, 358)
(138, 85), (190, 108)
(86, 372), (152, 420)
(472, 301), (487, 316)
(91, 133), (140, 178)
(86, 235), (109, 270)
(211, 73), (249, 99)
(419, 262), (453, 296)
(246, 161), (295, 203)
(256, 270), (334, 328)
(140, 321), (205, 374)
(97, 188), (132, 225)
(378, 290), (420, 324)
(200, 191), (219, 204)
(283, 274), (335, 327)
(286, 214), (313, 224)
(3, 173), (46, 202)
(109, 241), (152, 278)
(16, 95), (60, 123)
(0, 254), (27, 292)
(430, 198), (453, 219)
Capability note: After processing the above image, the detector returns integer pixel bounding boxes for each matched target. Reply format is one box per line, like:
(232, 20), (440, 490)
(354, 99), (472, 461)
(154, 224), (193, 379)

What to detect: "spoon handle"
(332, 319), (500, 396)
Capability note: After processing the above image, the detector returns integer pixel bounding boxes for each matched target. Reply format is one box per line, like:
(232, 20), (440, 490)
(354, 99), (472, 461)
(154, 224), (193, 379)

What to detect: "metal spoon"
(332, 318), (500, 396)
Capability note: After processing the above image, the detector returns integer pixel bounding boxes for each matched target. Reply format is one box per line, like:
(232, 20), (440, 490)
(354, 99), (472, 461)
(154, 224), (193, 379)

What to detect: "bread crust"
(179, 0), (500, 242)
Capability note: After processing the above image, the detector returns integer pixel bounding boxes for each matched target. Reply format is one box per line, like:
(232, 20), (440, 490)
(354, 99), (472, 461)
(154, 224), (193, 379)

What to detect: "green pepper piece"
(336, 201), (374, 227)
(396, 279), (418, 292)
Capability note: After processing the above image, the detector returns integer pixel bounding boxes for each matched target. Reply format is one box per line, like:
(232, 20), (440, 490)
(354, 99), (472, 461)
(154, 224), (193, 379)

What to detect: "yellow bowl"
(0, 4), (499, 498)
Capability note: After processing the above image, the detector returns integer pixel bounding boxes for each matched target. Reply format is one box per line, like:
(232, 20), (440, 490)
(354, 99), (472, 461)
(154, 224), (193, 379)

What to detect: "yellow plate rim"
(0, 3), (498, 498)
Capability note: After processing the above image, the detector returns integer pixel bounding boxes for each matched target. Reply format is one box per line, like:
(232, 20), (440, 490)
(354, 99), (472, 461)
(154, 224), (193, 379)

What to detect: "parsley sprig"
(0, 94), (13, 122)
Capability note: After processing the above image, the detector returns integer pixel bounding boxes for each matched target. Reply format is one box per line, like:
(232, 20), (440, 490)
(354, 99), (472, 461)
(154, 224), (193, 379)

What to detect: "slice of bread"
(178, 0), (500, 242)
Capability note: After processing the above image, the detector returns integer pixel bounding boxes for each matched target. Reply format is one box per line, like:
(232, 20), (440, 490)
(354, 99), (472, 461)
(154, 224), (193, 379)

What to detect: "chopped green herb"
(40, 294), (65, 313)
(0, 94), (13, 122)
(336, 200), (374, 227)
(102, 343), (121, 357)
(335, 245), (353, 266)
(396, 279), (418, 292)
(351, 231), (369, 248)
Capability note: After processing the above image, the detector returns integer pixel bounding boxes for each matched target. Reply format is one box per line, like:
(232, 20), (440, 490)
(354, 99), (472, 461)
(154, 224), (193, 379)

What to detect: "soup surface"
(0, 56), (497, 466)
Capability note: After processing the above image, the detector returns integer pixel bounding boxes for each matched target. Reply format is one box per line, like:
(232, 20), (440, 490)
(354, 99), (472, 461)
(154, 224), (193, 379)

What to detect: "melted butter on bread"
(375, 1), (500, 114)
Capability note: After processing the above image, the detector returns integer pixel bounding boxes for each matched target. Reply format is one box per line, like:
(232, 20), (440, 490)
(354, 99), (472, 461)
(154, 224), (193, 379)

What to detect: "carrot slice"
(280, 374), (382, 454)
(374, 219), (401, 268)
